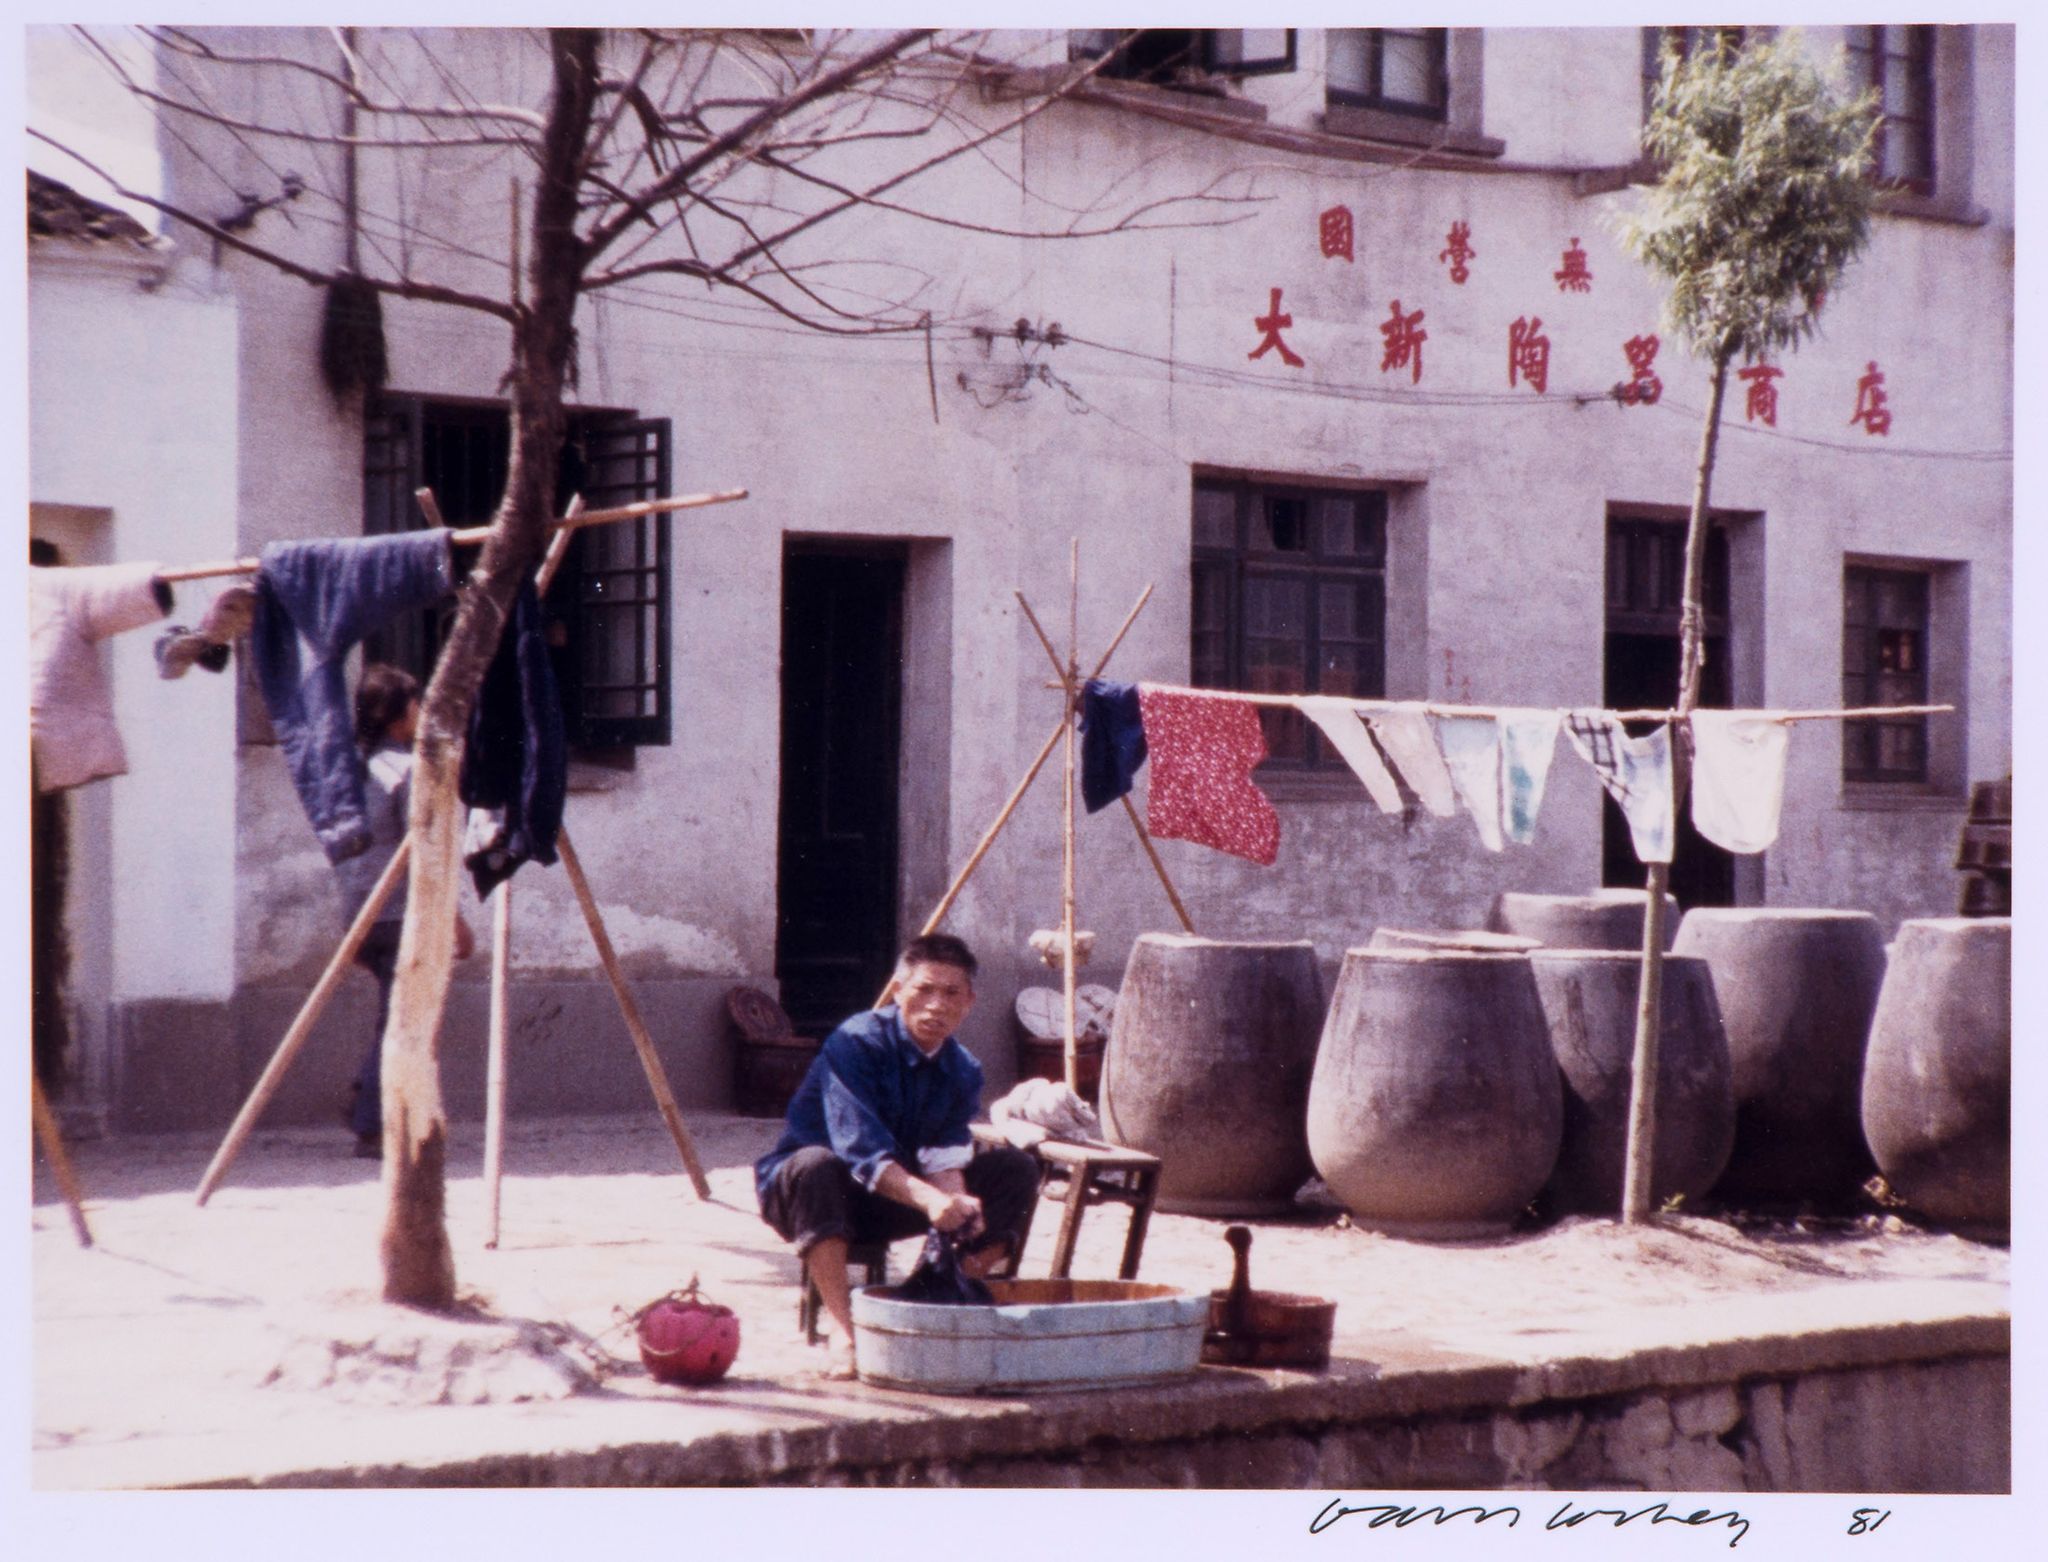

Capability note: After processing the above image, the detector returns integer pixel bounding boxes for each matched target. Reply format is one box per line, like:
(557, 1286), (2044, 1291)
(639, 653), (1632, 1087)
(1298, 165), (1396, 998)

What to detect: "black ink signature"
(1546, 1499), (1751, 1549)
(1309, 1499), (1522, 1536)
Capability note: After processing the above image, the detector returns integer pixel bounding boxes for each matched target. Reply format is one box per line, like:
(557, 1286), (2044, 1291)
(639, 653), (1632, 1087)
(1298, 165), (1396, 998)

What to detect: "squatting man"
(754, 934), (1039, 1374)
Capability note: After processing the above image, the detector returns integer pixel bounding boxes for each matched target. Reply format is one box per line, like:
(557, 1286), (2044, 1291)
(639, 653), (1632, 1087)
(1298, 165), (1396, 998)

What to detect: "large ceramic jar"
(1099, 935), (1325, 1215)
(1528, 950), (1736, 1214)
(1861, 917), (2010, 1232)
(1672, 908), (1887, 1207)
(1306, 947), (1561, 1239)
(1488, 889), (1679, 951)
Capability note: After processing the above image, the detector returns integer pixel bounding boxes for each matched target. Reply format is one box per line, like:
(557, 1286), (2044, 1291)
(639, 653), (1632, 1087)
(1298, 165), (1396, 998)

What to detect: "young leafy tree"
(1613, 32), (1878, 1223)
(40, 25), (1251, 1306)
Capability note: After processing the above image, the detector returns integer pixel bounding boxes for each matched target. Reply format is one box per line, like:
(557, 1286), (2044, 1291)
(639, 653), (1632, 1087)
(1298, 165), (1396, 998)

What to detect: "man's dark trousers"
(760, 1143), (1040, 1262)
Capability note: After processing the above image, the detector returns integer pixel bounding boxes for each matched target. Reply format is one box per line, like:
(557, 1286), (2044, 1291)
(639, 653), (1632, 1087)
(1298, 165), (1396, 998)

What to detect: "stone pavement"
(29, 1111), (2009, 1490)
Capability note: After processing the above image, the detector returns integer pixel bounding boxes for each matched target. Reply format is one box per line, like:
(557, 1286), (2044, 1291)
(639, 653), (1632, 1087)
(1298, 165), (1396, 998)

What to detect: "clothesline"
(1061, 679), (1953, 726)
(155, 488), (749, 584)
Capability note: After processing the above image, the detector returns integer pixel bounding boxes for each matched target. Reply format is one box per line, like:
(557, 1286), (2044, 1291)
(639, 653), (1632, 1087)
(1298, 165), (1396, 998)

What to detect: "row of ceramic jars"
(1098, 905), (2009, 1236)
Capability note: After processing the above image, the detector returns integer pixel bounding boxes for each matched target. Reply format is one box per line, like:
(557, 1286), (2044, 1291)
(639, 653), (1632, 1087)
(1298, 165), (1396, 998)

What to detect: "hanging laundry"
(1498, 707), (1563, 845)
(1300, 696), (1404, 814)
(1079, 678), (1147, 814)
(154, 583), (256, 680)
(1368, 703), (1459, 817)
(29, 562), (173, 792)
(251, 531), (454, 863)
(1564, 712), (1675, 864)
(1137, 686), (1281, 865)
(1434, 714), (1506, 852)
(459, 575), (568, 897)
(1690, 711), (1791, 854)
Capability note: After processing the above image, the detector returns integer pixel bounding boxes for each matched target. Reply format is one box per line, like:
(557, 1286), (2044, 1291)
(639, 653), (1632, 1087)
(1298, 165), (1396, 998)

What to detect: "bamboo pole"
(555, 828), (712, 1200)
(197, 839), (411, 1204)
(482, 879), (513, 1249)
(480, 495), (580, 1245)
(153, 488), (747, 583)
(1016, 592), (1197, 935)
(1061, 539), (1080, 1093)
(874, 584), (1162, 1008)
(31, 1072), (93, 1247)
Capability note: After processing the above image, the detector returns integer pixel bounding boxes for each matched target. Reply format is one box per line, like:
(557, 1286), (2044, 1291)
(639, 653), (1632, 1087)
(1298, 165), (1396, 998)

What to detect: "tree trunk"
(379, 29), (601, 1307)
(1619, 350), (1731, 1225)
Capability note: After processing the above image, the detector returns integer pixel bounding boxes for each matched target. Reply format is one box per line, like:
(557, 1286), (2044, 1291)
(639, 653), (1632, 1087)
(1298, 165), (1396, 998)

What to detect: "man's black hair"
(897, 932), (977, 980)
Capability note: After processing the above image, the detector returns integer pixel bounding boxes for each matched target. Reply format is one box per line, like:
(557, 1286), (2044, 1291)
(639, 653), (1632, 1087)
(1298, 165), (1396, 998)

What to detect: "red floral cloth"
(1138, 687), (1281, 866)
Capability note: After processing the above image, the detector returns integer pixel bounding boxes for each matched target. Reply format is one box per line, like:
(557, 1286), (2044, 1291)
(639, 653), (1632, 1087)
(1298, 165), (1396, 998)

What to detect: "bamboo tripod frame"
(879, 543), (1195, 1086)
(31, 1072), (93, 1247)
(195, 486), (738, 1217)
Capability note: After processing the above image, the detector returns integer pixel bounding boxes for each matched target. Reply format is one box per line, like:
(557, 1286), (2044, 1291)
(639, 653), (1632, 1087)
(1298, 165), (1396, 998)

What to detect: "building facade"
(27, 26), (2014, 1133)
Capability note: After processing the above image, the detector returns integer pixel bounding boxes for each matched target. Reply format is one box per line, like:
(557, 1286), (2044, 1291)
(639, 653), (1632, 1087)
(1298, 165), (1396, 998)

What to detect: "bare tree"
(36, 25), (1255, 1308)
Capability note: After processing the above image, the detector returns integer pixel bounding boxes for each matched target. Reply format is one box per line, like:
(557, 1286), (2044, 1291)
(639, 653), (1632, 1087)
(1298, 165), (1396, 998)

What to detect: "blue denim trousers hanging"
(1079, 678), (1147, 813)
(459, 575), (567, 897)
(252, 532), (454, 863)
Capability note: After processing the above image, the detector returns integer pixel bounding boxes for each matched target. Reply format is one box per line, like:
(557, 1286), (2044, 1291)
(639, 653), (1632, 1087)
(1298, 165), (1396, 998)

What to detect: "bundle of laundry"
(458, 574), (567, 898)
(989, 1077), (1101, 1148)
(154, 583), (257, 679)
(29, 561), (173, 792)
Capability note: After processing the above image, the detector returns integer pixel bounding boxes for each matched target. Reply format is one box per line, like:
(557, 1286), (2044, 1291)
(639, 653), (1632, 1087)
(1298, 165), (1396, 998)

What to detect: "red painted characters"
(1738, 363), (1783, 427)
(1554, 237), (1593, 293)
(1380, 300), (1427, 384)
(1508, 316), (1551, 393)
(1248, 287), (1306, 368)
(1617, 334), (1662, 405)
(1440, 220), (1475, 284)
(1319, 204), (1355, 263)
(1850, 361), (1892, 435)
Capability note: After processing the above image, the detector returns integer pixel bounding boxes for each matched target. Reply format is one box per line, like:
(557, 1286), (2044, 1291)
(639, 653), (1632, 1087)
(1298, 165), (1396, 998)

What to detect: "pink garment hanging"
(1137, 686), (1281, 866)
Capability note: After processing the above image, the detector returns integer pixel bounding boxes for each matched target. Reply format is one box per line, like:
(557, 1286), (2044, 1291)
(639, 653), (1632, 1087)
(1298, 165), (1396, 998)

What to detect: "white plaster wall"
(28, 254), (241, 1001)
(147, 25), (2009, 1057)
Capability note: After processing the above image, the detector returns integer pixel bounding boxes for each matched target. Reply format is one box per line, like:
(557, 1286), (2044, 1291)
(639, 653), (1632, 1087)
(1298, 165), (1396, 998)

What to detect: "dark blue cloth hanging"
(1080, 678), (1147, 814)
(459, 574), (567, 898)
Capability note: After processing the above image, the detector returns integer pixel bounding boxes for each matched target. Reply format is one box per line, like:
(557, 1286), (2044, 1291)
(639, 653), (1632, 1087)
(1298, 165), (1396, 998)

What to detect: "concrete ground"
(29, 1109), (2009, 1492)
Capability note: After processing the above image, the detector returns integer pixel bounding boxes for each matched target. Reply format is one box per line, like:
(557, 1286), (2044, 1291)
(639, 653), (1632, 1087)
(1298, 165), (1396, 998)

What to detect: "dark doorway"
(29, 535), (72, 1092)
(1603, 516), (1735, 910)
(776, 545), (907, 1037)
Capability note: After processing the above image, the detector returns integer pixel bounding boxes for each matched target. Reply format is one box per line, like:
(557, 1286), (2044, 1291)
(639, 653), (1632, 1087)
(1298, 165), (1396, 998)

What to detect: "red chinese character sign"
(1616, 334), (1661, 405)
(1319, 205), (1354, 263)
(1555, 237), (1592, 293)
(1508, 317), (1550, 393)
(1380, 300), (1426, 384)
(1440, 221), (1475, 284)
(1738, 364), (1783, 427)
(1849, 362), (1891, 435)
(1248, 287), (1304, 368)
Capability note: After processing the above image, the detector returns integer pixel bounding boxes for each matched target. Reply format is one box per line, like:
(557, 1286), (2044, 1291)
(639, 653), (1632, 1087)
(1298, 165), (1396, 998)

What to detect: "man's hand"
(926, 1189), (985, 1241)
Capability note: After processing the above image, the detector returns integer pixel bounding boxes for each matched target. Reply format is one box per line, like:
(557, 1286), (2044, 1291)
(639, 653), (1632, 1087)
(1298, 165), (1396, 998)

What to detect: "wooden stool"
(798, 1240), (889, 1345)
(974, 1125), (1163, 1281)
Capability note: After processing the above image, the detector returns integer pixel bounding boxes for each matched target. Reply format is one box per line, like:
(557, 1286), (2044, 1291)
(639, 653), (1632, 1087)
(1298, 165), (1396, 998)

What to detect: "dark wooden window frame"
(1327, 27), (1450, 121)
(362, 393), (674, 751)
(1068, 29), (1296, 85)
(1847, 24), (1936, 196)
(1842, 563), (1931, 784)
(1191, 475), (1388, 772)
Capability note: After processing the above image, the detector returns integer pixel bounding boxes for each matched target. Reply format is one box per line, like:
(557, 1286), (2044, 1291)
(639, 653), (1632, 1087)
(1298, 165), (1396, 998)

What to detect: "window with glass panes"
(1327, 28), (1447, 118)
(1842, 565), (1930, 783)
(361, 396), (673, 751)
(1847, 25), (1934, 192)
(1067, 29), (1294, 84)
(1192, 478), (1386, 768)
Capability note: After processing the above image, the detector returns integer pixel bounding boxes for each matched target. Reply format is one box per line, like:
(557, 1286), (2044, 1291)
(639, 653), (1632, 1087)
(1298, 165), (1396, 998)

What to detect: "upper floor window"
(1068, 29), (1295, 86)
(1640, 26), (1749, 122)
(363, 396), (674, 752)
(1847, 25), (1935, 192)
(1192, 477), (1386, 770)
(1328, 28), (1448, 120)
(1842, 564), (1931, 784)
